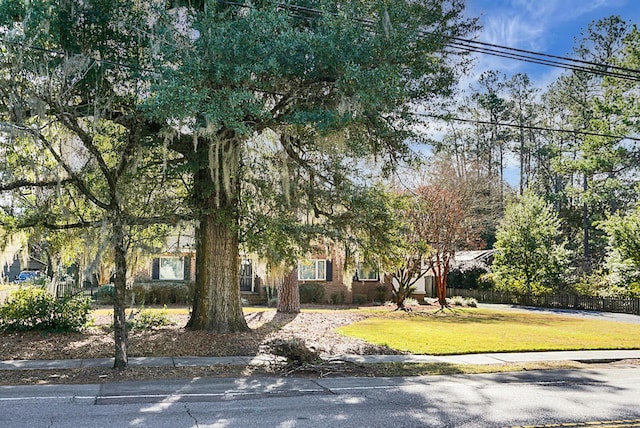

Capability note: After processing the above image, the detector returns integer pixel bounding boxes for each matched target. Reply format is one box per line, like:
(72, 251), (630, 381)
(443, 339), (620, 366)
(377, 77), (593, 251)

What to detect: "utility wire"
(0, 36), (155, 74)
(448, 41), (640, 82)
(415, 113), (640, 142)
(448, 36), (640, 77)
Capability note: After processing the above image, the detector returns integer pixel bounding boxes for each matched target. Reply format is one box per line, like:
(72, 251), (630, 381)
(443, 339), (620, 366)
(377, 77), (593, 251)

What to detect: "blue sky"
(463, 0), (640, 87)
(450, 1), (640, 186)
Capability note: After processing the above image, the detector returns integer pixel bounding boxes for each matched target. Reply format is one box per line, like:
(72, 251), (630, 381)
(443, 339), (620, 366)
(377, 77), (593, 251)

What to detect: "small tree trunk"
(435, 274), (447, 308)
(112, 216), (128, 369)
(582, 174), (591, 273)
(392, 270), (412, 311)
(277, 267), (300, 314)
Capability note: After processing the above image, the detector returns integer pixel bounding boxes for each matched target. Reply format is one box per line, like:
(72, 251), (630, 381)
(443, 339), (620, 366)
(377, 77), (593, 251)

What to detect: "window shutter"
(183, 256), (191, 281)
(325, 260), (333, 281)
(152, 258), (160, 280)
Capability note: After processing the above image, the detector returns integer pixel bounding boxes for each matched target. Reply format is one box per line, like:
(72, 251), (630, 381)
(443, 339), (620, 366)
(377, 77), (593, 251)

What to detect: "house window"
(298, 259), (326, 281)
(356, 262), (379, 281)
(159, 257), (184, 280)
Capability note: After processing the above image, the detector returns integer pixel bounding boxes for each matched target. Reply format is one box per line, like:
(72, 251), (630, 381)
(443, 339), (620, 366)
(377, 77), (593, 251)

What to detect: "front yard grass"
(336, 308), (640, 355)
(91, 305), (640, 355)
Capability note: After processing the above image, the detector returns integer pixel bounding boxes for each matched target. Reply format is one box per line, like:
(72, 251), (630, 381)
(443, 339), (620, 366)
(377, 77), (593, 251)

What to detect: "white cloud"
(508, 0), (627, 24)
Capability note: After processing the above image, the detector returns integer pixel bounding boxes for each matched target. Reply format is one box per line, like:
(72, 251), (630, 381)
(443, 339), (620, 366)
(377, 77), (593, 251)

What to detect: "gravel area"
(0, 308), (400, 362)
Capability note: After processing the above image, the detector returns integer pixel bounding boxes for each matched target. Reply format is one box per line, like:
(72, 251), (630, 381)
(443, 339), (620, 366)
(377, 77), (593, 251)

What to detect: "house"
(134, 236), (393, 305)
(450, 249), (496, 269)
(133, 224), (398, 305)
(133, 231), (195, 283)
(296, 245), (393, 304)
(138, 233), (505, 304)
(2, 254), (47, 283)
(133, 230), (269, 304)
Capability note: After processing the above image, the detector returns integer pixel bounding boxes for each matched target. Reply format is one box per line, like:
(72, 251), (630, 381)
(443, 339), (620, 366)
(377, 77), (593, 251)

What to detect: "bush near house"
(94, 285), (115, 305)
(128, 282), (192, 305)
(299, 282), (325, 304)
(0, 286), (91, 332)
(93, 282), (193, 306)
(353, 294), (367, 305)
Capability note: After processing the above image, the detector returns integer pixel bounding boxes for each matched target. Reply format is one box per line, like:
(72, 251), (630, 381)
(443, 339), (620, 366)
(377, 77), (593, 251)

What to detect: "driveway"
(479, 303), (640, 324)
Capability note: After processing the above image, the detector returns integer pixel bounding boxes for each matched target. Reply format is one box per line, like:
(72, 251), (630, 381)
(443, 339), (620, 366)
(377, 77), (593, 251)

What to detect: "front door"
(240, 260), (253, 292)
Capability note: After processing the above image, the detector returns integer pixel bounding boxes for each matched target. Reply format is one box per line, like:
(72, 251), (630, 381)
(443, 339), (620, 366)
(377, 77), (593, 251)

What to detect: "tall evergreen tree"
(144, 0), (478, 331)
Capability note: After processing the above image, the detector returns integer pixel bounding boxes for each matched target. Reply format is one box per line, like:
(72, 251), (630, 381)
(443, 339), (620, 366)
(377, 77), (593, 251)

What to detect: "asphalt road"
(1, 367), (639, 427)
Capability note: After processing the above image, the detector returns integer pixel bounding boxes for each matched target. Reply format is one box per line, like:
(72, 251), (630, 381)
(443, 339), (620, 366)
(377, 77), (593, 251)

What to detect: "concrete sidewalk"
(2, 349), (640, 371)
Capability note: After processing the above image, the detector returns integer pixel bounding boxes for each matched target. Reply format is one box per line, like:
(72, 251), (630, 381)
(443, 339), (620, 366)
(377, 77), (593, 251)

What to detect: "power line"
(448, 36), (640, 78)
(214, 1), (640, 81)
(447, 39), (640, 82)
(415, 112), (640, 142)
(3, 2), (638, 144)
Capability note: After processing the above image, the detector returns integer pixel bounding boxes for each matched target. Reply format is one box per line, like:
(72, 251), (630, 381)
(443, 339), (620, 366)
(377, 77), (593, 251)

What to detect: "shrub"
(330, 291), (346, 305)
(129, 305), (175, 330)
(353, 294), (367, 305)
(128, 284), (148, 305)
(447, 264), (491, 289)
(374, 285), (388, 303)
(451, 295), (465, 306)
(477, 273), (496, 290)
(465, 297), (478, 307)
(403, 297), (420, 307)
(299, 282), (324, 304)
(126, 282), (192, 305)
(94, 285), (115, 305)
(0, 287), (91, 332)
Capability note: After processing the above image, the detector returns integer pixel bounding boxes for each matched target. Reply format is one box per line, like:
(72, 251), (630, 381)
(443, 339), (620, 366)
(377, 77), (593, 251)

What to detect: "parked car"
(14, 271), (39, 283)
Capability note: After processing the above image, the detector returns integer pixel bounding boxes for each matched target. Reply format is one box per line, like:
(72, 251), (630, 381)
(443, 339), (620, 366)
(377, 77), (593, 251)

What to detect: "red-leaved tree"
(408, 184), (475, 308)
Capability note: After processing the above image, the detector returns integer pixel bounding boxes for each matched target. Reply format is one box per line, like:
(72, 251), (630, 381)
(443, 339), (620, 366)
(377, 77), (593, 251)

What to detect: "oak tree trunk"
(277, 267), (300, 314)
(186, 142), (249, 333)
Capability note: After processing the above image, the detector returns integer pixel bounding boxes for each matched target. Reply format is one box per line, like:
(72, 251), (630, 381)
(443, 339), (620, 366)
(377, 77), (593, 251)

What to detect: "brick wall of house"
(352, 279), (391, 303)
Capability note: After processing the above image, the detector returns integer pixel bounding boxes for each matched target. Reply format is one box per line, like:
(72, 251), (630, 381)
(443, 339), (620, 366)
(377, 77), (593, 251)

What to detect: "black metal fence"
(53, 278), (83, 299)
(448, 288), (640, 316)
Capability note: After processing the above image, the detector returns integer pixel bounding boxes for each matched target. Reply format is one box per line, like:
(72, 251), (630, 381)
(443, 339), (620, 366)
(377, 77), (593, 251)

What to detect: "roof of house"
(453, 249), (496, 263)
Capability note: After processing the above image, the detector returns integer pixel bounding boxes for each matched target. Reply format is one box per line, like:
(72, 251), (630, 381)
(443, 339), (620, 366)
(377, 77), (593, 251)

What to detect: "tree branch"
(0, 178), (74, 191)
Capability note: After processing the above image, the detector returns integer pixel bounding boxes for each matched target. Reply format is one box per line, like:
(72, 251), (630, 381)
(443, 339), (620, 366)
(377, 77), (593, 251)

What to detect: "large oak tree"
(0, 0), (189, 368)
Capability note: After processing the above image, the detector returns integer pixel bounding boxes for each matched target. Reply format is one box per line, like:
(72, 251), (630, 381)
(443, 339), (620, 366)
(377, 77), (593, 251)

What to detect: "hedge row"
(94, 282), (193, 306)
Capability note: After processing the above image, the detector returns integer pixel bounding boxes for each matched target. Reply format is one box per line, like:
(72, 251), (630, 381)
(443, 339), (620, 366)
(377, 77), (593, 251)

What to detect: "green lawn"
(336, 308), (640, 355)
